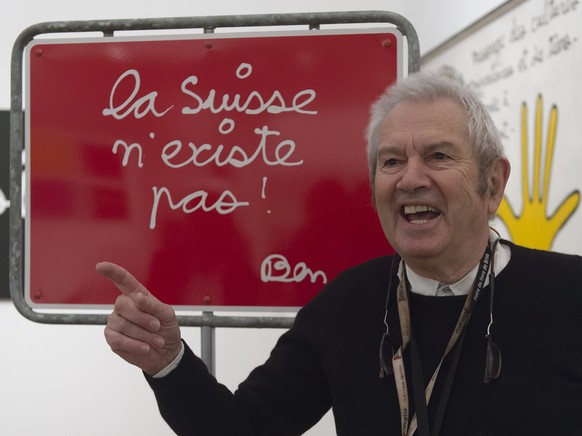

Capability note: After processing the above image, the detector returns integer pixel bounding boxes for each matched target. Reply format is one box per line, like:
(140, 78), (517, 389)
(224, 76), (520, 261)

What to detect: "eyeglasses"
(483, 244), (502, 383)
(483, 333), (502, 383)
(379, 255), (400, 379)
(379, 331), (395, 378)
(378, 297), (502, 383)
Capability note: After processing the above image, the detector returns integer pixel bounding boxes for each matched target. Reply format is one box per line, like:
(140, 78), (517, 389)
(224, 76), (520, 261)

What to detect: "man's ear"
(487, 157), (511, 214)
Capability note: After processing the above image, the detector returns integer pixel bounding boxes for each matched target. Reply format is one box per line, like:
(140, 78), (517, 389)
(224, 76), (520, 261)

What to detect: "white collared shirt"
(399, 232), (511, 297)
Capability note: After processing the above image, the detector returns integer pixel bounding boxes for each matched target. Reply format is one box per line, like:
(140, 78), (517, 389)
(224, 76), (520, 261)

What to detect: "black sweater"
(146, 242), (582, 435)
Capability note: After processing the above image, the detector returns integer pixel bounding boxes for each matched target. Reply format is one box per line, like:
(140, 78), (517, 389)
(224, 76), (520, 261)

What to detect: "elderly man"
(98, 73), (582, 435)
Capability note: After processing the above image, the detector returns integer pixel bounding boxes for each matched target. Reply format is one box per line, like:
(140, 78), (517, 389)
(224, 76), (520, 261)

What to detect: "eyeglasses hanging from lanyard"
(483, 236), (502, 382)
(378, 239), (502, 436)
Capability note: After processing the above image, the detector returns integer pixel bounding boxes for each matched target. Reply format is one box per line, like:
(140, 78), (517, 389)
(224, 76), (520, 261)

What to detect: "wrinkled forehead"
(378, 99), (472, 151)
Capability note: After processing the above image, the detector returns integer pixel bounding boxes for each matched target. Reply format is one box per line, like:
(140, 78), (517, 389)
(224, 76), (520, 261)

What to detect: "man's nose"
(396, 160), (431, 192)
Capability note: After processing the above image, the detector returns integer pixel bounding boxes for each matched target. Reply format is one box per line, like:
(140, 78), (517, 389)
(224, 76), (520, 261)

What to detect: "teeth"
(410, 219), (428, 224)
(403, 205), (440, 224)
(403, 205), (439, 214)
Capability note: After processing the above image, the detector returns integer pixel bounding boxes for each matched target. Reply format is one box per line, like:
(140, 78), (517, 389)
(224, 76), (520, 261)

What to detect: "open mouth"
(403, 205), (441, 224)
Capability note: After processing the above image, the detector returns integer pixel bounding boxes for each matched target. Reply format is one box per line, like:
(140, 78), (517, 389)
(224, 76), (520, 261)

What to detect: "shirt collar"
(397, 231), (511, 297)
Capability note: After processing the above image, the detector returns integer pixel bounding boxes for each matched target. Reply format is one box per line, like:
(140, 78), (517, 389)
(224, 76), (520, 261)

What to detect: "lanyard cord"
(411, 320), (468, 436)
(392, 245), (492, 436)
(430, 327), (466, 436)
(410, 330), (430, 436)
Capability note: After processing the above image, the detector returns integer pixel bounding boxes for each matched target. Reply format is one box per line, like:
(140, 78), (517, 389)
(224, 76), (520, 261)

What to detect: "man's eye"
(433, 152), (448, 161)
(383, 158), (399, 167)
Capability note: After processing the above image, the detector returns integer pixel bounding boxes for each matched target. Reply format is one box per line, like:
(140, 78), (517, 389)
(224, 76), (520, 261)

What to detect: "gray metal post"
(201, 312), (216, 375)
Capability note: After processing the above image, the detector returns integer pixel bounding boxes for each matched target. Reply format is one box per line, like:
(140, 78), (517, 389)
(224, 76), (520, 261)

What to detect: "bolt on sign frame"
(10, 11), (419, 338)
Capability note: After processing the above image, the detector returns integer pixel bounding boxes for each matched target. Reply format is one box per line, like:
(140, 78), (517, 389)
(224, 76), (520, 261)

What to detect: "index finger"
(96, 262), (149, 297)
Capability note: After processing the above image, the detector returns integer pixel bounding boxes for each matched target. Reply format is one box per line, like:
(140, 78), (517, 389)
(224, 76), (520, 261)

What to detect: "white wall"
(0, 1), (504, 435)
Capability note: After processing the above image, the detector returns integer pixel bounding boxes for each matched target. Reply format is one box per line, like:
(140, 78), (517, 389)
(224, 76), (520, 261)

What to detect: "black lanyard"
(392, 245), (492, 436)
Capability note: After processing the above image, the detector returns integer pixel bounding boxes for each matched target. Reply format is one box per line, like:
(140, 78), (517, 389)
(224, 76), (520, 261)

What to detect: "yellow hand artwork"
(496, 95), (580, 250)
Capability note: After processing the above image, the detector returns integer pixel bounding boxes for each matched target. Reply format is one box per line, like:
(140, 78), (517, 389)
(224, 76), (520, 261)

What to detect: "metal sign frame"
(10, 11), (419, 332)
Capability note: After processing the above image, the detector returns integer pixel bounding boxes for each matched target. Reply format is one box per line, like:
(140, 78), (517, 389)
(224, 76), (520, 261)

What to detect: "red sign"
(26, 29), (400, 310)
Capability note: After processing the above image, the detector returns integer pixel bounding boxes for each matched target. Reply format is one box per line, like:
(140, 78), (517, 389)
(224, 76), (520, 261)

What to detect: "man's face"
(373, 99), (499, 279)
